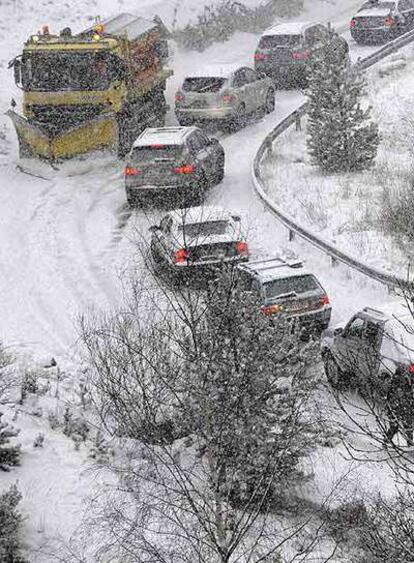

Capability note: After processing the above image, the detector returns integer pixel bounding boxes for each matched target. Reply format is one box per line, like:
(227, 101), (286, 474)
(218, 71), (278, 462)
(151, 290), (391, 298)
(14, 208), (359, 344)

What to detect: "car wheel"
(177, 117), (193, 126)
(323, 352), (344, 390)
(126, 191), (137, 207)
(265, 89), (275, 114)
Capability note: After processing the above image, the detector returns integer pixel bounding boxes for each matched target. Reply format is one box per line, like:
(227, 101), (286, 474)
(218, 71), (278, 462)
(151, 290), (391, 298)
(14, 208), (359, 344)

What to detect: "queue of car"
(120, 13), (414, 394)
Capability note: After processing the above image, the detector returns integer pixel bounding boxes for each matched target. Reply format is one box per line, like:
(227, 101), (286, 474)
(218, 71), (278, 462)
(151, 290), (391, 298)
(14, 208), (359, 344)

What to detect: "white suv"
(321, 303), (414, 388)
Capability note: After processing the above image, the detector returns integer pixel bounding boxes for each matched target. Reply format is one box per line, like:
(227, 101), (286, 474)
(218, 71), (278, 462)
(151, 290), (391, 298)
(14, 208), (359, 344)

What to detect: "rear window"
(131, 145), (184, 161)
(259, 34), (301, 49)
(264, 275), (321, 299)
(179, 220), (229, 238)
(182, 77), (227, 93)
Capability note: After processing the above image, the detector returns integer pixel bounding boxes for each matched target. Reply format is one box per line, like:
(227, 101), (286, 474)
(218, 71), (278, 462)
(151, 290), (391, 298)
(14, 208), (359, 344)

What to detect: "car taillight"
(174, 248), (188, 264)
(125, 166), (140, 176)
(350, 18), (357, 28)
(292, 50), (310, 60)
(261, 304), (282, 316)
(409, 364), (414, 374)
(235, 241), (249, 257)
(175, 92), (185, 103)
(173, 164), (195, 174)
(254, 52), (268, 61)
(320, 295), (330, 306)
(385, 16), (395, 27)
(222, 93), (235, 104)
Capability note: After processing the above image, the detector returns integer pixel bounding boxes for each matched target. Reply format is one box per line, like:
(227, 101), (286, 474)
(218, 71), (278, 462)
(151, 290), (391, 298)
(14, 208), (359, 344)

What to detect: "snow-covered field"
(261, 46), (414, 281)
(0, 0), (409, 559)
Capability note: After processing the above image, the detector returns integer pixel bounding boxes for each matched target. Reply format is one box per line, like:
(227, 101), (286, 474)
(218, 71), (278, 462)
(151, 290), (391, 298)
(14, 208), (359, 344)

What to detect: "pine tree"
(0, 485), (27, 562)
(306, 43), (380, 173)
(0, 411), (21, 471)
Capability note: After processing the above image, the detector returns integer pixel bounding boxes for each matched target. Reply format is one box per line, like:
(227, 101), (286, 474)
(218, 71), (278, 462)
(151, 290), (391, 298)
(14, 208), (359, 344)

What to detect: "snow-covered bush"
(0, 411), (21, 471)
(380, 169), (414, 255)
(307, 43), (380, 173)
(0, 485), (27, 562)
(174, 0), (304, 51)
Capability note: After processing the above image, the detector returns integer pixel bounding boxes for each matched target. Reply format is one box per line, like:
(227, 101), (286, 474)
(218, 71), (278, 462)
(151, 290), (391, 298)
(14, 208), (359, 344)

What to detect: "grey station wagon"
(175, 64), (275, 130)
(124, 127), (225, 208)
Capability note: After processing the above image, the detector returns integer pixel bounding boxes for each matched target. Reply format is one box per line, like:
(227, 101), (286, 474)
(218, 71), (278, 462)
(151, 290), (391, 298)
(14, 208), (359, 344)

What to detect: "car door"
(187, 131), (216, 182)
(333, 315), (367, 375)
(359, 320), (385, 382)
(231, 69), (248, 110)
(243, 67), (266, 111)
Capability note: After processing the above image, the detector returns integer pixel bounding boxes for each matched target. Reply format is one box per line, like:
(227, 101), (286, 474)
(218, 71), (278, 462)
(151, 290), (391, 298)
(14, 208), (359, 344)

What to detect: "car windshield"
(359, 1), (395, 10)
(21, 51), (116, 92)
(264, 275), (321, 299)
(259, 34), (302, 48)
(179, 220), (229, 238)
(182, 77), (227, 93)
(131, 145), (184, 161)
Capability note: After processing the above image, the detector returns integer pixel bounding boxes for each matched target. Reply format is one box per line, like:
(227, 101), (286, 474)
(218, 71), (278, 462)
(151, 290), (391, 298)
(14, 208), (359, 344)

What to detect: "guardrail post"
(289, 229), (295, 242)
(295, 114), (301, 132)
(331, 255), (338, 268)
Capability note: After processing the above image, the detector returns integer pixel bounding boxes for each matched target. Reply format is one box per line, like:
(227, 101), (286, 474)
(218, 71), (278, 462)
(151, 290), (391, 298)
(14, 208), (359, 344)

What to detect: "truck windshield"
(22, 51), (114, 91)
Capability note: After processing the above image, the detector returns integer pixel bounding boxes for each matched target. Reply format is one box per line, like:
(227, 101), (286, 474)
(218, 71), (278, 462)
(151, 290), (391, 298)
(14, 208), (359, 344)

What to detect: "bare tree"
(79, 267), (335, 563)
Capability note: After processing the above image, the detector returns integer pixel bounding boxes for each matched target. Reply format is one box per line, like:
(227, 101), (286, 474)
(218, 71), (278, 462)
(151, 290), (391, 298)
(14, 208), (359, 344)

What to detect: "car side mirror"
(231, 214), (241, 222)
(149, 225), (160, 232)
(334, 327), (344, 336)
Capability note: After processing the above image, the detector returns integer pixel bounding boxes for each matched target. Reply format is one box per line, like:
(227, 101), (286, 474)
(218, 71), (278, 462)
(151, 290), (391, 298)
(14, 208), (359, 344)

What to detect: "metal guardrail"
(252, 27), (414, 292)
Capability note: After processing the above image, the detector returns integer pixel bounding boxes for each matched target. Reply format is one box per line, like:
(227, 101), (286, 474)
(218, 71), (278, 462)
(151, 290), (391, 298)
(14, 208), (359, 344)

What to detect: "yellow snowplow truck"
(7, 13), (173, 161)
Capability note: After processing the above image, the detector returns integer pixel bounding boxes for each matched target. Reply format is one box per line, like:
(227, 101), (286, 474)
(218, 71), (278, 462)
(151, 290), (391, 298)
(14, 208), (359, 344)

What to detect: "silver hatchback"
(175, 64), (275, 131)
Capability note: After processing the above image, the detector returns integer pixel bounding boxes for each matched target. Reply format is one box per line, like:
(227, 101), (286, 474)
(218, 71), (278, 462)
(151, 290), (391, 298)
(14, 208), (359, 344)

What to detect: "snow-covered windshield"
(264, 275), (321, 299)
(182, 77), (227, 93)
(179, 220), (229, 238)
(22, 51), (115, 91)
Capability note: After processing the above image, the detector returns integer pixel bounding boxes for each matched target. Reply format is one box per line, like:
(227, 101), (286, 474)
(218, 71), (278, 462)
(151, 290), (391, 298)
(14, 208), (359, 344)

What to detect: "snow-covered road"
(0, 0), (400, 360)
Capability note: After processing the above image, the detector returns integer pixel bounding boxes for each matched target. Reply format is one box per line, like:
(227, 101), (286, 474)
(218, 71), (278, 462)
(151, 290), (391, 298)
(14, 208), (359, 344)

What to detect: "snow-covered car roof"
(184, 63), (243, 78)
(262, 21), (316, 37)
(169, 206), (235, 226)
(356, 6), (394, 17)
(238, 257), (313, 284)
(132, 126), (198, 147)
(363, 303), (414, 333)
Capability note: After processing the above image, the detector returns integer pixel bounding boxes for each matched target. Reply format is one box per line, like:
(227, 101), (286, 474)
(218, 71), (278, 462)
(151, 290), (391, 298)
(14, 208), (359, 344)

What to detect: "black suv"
(254, 21), (349, 87)
(350, 0), (414, 44)
(124, 126), (225, 208)
(237, 257), (331, 333)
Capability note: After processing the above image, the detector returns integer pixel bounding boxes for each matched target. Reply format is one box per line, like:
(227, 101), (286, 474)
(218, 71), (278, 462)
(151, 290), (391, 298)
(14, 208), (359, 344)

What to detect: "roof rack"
(239, 256), (303, 276)
(363, 306), (386, 317)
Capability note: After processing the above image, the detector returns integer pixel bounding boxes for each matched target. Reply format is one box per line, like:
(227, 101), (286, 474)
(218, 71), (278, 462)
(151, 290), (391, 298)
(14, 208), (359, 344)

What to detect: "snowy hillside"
(0, 0), (411, 561)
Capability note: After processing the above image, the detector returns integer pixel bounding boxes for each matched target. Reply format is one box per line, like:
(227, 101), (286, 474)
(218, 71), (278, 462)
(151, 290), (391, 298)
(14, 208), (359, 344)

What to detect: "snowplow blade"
(6, 110), (118, 160)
